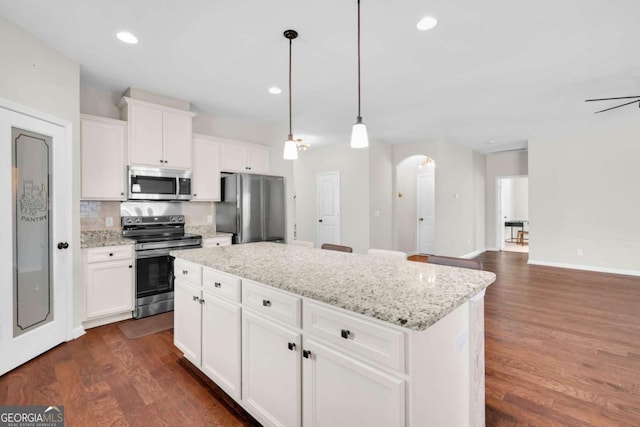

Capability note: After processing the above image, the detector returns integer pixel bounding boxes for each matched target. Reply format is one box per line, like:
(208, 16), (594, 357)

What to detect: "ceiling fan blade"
(585, 95), (640, 102)
(593, 99), (640, 114)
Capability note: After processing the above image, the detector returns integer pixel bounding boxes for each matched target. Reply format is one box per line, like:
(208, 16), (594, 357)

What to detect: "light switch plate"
(105, 217), (114, 227)
(207, 215), (213, 224)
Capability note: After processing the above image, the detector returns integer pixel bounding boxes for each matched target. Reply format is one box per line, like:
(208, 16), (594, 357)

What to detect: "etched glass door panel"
(12, 128), (52, 337)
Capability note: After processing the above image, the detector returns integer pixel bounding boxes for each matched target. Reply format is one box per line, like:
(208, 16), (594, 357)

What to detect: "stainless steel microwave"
(128, 166), (192, 201)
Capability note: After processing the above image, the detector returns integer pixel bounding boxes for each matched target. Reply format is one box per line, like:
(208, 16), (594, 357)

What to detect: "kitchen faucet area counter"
(171, 242), (495, 331)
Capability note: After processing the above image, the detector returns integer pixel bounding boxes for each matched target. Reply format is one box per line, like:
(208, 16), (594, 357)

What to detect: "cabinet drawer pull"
(303, 350), (312, 359)
(262, 299), (271, 307)
(341, 329), (351, 339)
(129, 265), (133, 269)
(200, 299), (205, 305)
(288, 342), (296, 351)
(214, 282), (222, 288)
(216, 242), (220, 246)
(109, 253), (114, 256)
(183, 270), (188, 275)
(192, 296), (199, 302)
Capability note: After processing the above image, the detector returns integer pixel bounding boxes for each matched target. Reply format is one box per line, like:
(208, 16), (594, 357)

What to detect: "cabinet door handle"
(340, 329), (351, 339)
(288, 342), (296, 351)
(183, 270), (188, 275)
(303, 350), (312, 359)
(216, 242), (220, 246)
(262, 299), (271, 307)
(120, 192), (125, 196)
(214, 282), (222, 288)
(193, 193), (197, 197)
(129, 265), (133, 269)
(200, 299), (205, 305)
(192, 296), (199, 302)
(109, 253), (114, 256)
(57, 242), (69, 249)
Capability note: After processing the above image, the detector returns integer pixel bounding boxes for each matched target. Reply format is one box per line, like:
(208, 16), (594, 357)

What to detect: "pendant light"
(283, 29), (299, 160)
(350, 0), (369, 148)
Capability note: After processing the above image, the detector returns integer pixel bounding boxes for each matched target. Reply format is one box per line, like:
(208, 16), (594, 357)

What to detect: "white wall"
(294, 142), (370, 253)
(393, 140), (485, 257)
(0, 16), (82, 329)
(529, 117), (640, 273)
(485, 150), (528, 249)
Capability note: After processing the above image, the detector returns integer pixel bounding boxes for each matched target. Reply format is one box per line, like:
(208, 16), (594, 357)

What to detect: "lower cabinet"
(202, 291), (242, 400)
(302, 338), (405, 427)
(242, 309), (302, 427)
(84, 245), (134, 327)
(174, 278), (203, 366)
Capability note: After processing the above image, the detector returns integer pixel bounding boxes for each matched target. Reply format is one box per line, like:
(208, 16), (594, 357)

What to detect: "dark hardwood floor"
(1, 251), (639, 426)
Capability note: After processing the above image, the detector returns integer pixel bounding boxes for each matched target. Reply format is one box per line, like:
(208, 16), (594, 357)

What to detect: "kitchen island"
(171, 242), (495, 427)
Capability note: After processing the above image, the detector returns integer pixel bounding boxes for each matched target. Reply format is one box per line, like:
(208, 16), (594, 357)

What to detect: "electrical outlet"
(105, 217), (113, 227)
(207, 215), (213, 224)
(577, 248), (584, 256)
(456, 331), (467, 352)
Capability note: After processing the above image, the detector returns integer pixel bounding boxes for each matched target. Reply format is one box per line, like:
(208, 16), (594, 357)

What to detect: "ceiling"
(2, 0), (640, 153)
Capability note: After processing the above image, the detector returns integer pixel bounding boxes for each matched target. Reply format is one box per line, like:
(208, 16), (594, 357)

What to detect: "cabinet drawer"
(86, 245), (133, 263)
(203, 237), (232, 248)
(303, 301), (405, 372)
(203, 268), (241, 302)
(174, 259), (202, 286)
(242, 280), (301, 328)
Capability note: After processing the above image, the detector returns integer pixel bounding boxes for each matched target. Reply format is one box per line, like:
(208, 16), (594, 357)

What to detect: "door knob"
(57, 242), (69, 249)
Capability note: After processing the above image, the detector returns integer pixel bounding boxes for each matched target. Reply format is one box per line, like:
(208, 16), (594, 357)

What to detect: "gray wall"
(0, 16), (82, 330)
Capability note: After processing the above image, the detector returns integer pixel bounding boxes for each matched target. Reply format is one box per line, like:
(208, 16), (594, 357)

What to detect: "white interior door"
(316, 171), (340, 247)
(0, 103), (72, 376)
(417, 169), (435, 254)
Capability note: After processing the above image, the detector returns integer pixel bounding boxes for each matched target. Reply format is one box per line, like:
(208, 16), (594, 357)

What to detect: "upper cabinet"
(221, 140), (270, 174)
(192, 134), (221, 201)
(81, 114), (127, 200)
(118, 97), (196, 169)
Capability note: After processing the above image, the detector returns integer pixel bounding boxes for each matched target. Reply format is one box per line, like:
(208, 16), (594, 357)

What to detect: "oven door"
(135, 248), (174, 301)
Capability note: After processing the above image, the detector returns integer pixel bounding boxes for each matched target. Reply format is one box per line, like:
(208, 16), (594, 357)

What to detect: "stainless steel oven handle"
(136, 248), (172, 259)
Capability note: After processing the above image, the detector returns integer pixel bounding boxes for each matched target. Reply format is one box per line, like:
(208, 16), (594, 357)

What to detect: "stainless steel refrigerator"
(216, 173), (285, 244)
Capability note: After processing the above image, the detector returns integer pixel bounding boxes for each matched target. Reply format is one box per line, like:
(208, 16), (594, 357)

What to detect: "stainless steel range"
(121, 202), (202, 318)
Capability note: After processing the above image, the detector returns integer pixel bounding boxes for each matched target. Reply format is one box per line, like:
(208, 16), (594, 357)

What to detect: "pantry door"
(0, 101), (72, 376)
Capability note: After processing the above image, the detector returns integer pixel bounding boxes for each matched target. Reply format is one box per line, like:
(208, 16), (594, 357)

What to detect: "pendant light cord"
(357, 0), (361, 118)
(289, 37), (293, 137)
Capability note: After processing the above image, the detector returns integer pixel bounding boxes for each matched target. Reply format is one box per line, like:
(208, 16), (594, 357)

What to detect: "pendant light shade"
(283, 29), (299, 160)
(283, 135), (298, 160)
(350, 0), (369, 149)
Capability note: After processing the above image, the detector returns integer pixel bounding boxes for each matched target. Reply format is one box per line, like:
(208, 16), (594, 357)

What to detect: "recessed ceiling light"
(417, 16), (438, 31)
(116, 31), (138, 44)
(489, 140), (496, 145)
(268, 87), (282, 95)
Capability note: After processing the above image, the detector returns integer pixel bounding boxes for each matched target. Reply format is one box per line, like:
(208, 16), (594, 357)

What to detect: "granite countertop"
(172, 242), (496, 331)
(185, 225), (233, 239)
(81, 230), (134, 248)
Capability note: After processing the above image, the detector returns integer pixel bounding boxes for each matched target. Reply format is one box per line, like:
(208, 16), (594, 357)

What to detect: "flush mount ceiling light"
(268, 87), (282, 95)
(417, 16), (438, 31)
(116, 31), (138, 44)
(350, 0), (369, 149)
(282, 29), (299, 160)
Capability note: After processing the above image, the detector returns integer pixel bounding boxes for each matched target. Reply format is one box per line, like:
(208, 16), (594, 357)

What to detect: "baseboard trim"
(71, 326), (86, 340)
(527, 259), (640, 277)
(460, 248), (487, 259)
(406, 251), (418, 257)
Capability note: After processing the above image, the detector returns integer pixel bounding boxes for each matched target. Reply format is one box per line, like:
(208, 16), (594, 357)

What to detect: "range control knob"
(124, 218), (133, 224)
(135, 218), (142, 224)
(178, 216), (184, 222)
(170, 216), (178, 223)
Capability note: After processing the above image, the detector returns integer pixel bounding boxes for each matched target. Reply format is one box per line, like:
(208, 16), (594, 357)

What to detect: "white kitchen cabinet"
(202, 291), (242, 400)
(192, 134), (221, 201)
(80, 114), (127, 200)
(119, 97), (196, 169)
(202, 236), (232, 248)
(174, 278), (203, 366)
(84, 245), (134, 326)
(221, 140), (270, 174)
(242, 309), (301, 427)
(302, 337), (404, 427)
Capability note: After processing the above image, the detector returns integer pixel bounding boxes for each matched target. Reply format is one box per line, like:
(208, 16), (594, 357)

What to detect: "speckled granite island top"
(81, 230), (134, 248)
(171, 242), (495, 331)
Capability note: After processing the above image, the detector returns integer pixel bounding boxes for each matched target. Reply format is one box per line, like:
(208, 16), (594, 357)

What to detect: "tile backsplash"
(80, 200), (216, 231)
